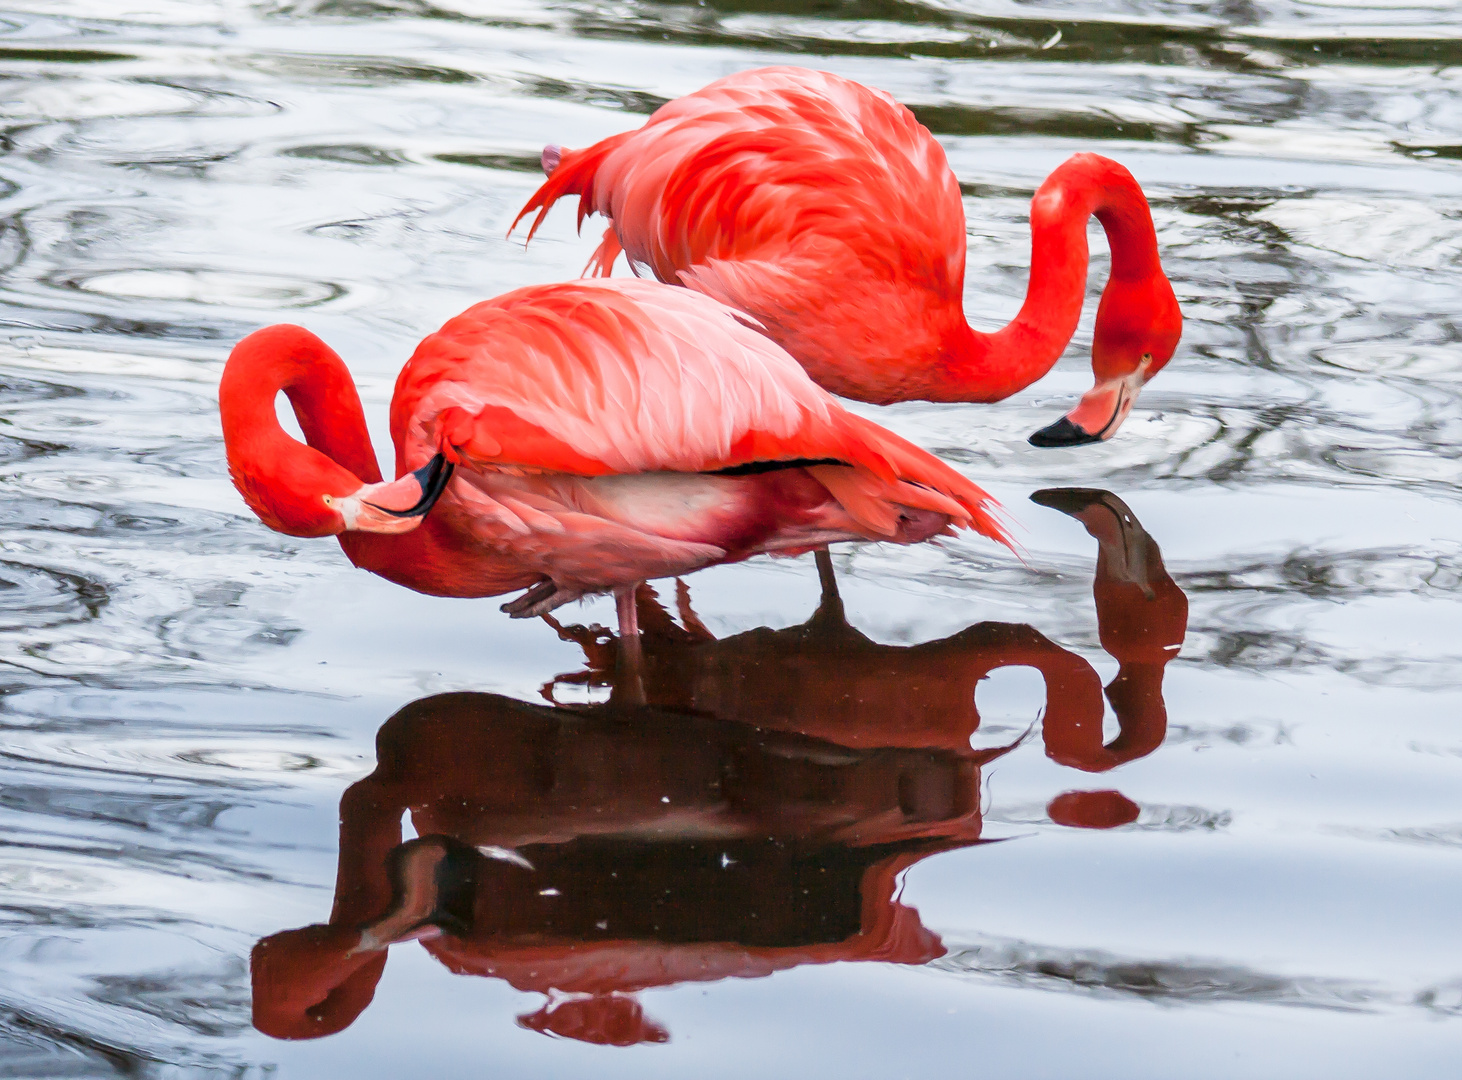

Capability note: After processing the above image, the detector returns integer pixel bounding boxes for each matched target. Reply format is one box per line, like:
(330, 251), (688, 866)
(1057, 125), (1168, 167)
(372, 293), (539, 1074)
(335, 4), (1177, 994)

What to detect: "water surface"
(0, 0), (1460, 1076)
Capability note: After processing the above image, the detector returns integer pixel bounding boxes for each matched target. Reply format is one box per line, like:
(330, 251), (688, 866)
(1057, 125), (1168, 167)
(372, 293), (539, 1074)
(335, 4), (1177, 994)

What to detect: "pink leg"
(814, 547), (840, 602)
(613, 584), (644, 705)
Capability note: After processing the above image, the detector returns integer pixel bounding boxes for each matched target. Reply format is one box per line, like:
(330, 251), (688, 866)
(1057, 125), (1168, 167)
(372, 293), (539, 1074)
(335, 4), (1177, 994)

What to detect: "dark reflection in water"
(253, 696), (993, 1045)
(251, 489), (1185, 1043)
(2, 0), (1461, 1073)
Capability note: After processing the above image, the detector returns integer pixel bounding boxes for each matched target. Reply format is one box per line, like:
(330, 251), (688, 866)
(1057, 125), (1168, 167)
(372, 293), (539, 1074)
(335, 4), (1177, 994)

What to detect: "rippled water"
(1, 0), (1460, 1075)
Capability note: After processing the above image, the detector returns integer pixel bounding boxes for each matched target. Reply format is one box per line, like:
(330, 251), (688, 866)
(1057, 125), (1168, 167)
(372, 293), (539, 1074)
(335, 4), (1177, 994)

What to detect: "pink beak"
(1029, 367), (1148, 448)
(335, 454), (455, 534)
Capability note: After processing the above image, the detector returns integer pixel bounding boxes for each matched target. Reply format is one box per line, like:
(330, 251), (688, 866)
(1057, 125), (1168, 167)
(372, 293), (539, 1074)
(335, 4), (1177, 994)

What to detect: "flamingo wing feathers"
(391, 280), (1008, 547)
(512, 68), (962, 277)
(510, 67), (972, 401)
(393, 279), (842, 475)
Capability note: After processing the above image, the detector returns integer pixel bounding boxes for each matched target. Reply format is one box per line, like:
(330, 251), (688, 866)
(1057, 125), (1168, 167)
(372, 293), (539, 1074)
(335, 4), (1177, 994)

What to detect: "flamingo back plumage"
(223, 278), (1009, 615)
(393, 280), (1008, 562)
(511, 68), (972, 403)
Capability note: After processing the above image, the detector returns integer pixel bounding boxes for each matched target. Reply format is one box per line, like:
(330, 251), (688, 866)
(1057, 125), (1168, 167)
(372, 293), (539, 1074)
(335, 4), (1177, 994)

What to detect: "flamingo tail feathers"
(832, 413), (1014, 550)
(510, 134), (632, 244)
(584, 226), (622, 278)
(807, 466), (902, 537)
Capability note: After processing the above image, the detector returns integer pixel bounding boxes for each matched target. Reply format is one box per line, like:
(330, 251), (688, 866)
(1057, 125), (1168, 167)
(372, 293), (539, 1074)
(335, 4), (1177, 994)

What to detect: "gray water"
(1, 0), (1460, 1076)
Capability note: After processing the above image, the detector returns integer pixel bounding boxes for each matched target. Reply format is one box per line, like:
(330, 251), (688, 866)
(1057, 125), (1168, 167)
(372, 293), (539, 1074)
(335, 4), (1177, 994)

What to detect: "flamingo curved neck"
(221, 326), (542, 600)
(226, 329), (460, 588)
(221, 325), (386, 538)
(227, 325), (384, 485)
(939, 154), (1165, 402)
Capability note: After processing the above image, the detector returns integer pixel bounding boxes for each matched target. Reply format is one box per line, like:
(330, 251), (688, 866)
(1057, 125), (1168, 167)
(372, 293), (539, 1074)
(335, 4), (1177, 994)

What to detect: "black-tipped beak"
(369, 454), (455, 519)
(1028, 416), (1103, 448)
(1029, 487), (1113, 514)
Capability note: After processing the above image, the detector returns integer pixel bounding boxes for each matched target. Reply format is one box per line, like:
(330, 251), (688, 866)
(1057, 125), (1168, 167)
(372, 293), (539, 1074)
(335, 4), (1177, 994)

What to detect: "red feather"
(513, 66), (1182, 444)
(220, 279), (1010, 618)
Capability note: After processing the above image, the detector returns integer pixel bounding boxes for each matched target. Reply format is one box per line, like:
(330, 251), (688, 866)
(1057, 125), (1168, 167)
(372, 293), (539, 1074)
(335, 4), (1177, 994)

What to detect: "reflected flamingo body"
(220, 279), (1009, 636)
(554, 490), (1185, 782)
(250, 488), (1187, 1046)
(252, 694), (985, 1042)
(515, 67), (1183, 445)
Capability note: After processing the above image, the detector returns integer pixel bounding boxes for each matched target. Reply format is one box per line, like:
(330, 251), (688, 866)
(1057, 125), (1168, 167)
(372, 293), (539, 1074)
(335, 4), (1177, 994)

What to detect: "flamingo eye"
(322, 494), (335, 506)
(1141, 352), (1152, 361)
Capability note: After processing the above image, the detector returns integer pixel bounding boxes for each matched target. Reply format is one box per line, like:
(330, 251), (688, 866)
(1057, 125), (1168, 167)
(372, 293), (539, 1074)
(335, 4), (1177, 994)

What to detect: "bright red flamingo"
(513, 66), (1183, 447)
(220, 278), (1009, 650)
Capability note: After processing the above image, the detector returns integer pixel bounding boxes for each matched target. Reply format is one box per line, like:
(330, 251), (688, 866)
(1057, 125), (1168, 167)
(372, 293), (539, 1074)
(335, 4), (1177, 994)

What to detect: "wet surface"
(0, 0), (1460, 1075)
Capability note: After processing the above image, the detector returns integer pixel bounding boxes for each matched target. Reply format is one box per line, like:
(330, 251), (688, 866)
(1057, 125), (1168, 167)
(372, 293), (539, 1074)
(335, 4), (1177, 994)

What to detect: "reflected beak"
(334, 453), (455, 535)
(1031, 487), (1155, 598)
(1029, 368), (1148, 448)
(349, 840), (451, 955)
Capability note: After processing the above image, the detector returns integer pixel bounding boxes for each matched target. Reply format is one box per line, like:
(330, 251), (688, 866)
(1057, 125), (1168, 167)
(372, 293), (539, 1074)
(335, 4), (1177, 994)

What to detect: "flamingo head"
(1029, 271), (1181, 448)
(236, 452), (453, 538)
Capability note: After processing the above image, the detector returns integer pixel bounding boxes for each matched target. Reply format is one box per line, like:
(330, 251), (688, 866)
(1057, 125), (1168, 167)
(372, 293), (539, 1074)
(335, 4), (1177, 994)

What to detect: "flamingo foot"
(502, 579), (568, 618)
(542, 144), (562, 175)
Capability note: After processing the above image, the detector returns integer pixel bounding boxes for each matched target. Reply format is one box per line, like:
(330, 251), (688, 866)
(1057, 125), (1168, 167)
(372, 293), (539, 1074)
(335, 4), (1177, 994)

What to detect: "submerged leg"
(812, 547), (846, 625)
(613, 583), (645, 705)
(814, 547), (840, 601)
